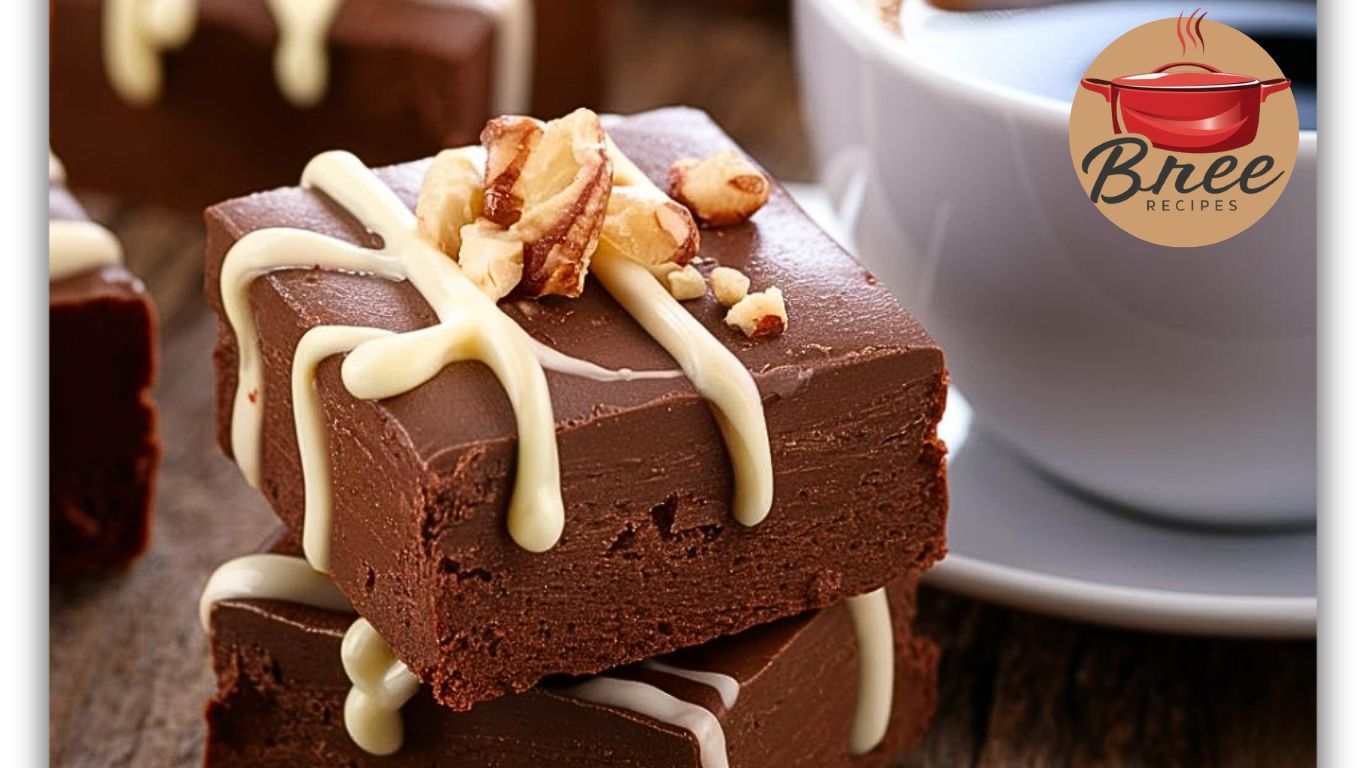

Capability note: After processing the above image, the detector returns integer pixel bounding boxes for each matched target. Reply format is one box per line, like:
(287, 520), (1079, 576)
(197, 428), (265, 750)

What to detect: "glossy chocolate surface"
(204, 108), (948, 710)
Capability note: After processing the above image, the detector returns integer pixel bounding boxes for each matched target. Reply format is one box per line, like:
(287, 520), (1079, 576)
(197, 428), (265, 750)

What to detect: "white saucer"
(931, 389), (1316, 638)
(787, 183), (1317, 638)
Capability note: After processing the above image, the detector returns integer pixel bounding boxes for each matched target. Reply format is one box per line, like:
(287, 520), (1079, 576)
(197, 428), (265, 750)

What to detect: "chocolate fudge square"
(51, 0), (604, 210)
(204, 107), (948, 710)
(204, 554), (938, 766)
(50, 180), (160, 578)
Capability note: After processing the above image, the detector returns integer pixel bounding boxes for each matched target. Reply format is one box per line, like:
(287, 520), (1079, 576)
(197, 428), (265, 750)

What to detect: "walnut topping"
(480, 116), (541, 227)
(725, 287), (787, 338)
(597, 186), (700, 271)
(416, 148), (486, 258)
(668, 150), (771, 227)
(666, 264), (707, 301)
(594, 138), (703, 276)
(708, 266), (750, 307)
(477, 108), (612, 298)
(457, 220), (524, 300)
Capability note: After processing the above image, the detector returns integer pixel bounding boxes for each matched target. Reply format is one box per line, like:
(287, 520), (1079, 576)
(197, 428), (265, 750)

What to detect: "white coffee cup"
(794, 0), (1317, 525)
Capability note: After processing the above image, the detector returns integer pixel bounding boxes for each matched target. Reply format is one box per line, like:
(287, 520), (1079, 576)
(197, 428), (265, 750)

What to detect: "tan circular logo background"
(1068, 18), (1299, 248)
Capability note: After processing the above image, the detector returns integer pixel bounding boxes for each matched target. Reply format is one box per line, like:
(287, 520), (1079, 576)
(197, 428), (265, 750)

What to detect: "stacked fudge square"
(49, 155), (160, 579)
(51, 0), (604, 211)
(198, 107), (949, 766)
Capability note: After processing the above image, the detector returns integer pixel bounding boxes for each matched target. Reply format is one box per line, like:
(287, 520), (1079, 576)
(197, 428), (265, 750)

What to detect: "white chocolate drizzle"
(341, 618), (423, 756)
(640, 660), (739, 709)
(846, 588), (894, 755)
(223, 150), (565, 562)
(104, 0), (197, 105)
(196, 554), (419, 756)
(49, 220), (123, 282)
(292, 325), (395, 570)
(525, 336), (682, 383)
(592, 141), (773, 525)
(197, 555), (723, 759)
(48, 148), (124, 282)
(197, 553), (352, 630)
(263, 0), (345, 107)
(566, 676), (730, 768)
(101, 0), (533, 110)
(223, 141), (768, 569)
(591, 251), (773, 526)
(199, 554), (896, 760)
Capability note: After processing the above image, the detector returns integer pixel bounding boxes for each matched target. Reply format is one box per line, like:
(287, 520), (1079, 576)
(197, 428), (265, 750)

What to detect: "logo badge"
(1068, 13), (1299, 247)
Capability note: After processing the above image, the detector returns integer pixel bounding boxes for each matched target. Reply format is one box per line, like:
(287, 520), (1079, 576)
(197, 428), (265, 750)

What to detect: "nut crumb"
(668, 150), (771, 227)
(709, 266), (750, 307)
(666, 265), (707, 301)
(725, 287), (787, 338)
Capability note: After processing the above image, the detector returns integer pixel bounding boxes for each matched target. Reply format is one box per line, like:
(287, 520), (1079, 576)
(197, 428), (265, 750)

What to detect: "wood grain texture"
(49, 1), (1314, 765)
(909, 590), (1314, 767)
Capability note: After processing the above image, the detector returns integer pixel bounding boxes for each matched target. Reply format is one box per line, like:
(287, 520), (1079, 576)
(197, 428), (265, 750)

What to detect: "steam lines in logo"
(1177, 8), (1208, 55)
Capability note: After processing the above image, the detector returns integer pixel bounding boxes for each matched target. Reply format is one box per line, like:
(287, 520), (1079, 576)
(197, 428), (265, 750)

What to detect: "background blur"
(50, 1), (1315, 765)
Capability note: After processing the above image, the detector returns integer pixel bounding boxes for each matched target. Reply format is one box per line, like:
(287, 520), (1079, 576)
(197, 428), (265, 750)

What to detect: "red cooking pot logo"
(1081, 61), (1290, 153)
(1068, 16), (1300, 248)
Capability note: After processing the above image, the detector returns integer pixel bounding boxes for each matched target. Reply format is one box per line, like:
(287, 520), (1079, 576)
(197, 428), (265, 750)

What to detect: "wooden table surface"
(50, 1), (1316, 765)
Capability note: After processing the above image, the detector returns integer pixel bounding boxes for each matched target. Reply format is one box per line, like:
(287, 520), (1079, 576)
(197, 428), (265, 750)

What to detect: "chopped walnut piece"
(725, 287), (787, 338)
(597, 186), (700, 270)
(709, 266), (750, 307)
(668, 150), (771, 227)
(666, 264), (707, 301)
(479, 108), (612, 298)
(480, 116), (541, 227)
(457, 220), (524, 300)
(416, 148), (486, 257)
